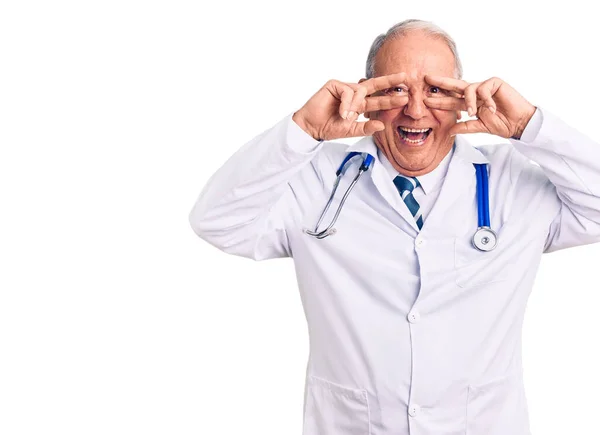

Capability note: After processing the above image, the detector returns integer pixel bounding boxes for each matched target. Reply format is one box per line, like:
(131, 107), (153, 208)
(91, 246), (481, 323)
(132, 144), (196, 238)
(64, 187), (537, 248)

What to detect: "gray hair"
(365, 19), (463, 79)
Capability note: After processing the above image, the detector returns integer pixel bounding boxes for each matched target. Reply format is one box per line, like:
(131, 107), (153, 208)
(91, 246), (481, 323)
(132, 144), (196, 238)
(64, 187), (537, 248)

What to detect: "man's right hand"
(292, 73), (409, 141)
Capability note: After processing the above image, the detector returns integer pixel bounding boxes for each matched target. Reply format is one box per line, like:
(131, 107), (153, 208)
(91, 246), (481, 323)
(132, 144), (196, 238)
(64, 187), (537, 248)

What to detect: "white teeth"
(398, 126), (431, 144)
(404, 137), (426, 144)
(399, 127), (431, 133)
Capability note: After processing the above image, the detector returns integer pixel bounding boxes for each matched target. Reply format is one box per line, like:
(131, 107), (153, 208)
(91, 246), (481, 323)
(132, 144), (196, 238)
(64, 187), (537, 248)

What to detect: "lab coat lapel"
(347, 137), (421, 233)
(423, 136), (490, 236)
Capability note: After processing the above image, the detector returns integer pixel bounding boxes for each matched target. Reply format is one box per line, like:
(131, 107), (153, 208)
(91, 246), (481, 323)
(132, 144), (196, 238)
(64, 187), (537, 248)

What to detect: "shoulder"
(473, 141), (547, 186)
(321, 140), (352, 158)
(312, 140), (357, 173)
(472, 139), (559, 220)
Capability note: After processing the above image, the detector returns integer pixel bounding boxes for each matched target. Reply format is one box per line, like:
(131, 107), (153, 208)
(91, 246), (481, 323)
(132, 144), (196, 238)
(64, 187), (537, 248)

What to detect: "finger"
(425, 75), (469, 94)
(364, 95), (409, 111)
(477, 78), (502, 114)
(449, 119), (490, 136)
(477, 85), (496, 114)
(358, 72), (408, 95)
(464, 83), (480, 117)
(424, 97), (467, 111)
(449, 90), (464, 99)
(330, 81), (355, 120)
(348, 119), (385, 137)
(347, 86), (368, 122)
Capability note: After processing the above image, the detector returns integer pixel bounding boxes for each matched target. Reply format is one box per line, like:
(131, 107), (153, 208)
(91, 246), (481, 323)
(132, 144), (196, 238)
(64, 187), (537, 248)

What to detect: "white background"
(1, 1), (599, 434)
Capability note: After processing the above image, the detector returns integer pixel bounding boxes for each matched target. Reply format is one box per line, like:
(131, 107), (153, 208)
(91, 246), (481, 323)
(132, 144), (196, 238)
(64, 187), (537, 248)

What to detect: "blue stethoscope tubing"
(475, 164), (489, 227)
(303, 152), (374, 239)
(473, 163), (498, 251)
(304, 152), (497, 251)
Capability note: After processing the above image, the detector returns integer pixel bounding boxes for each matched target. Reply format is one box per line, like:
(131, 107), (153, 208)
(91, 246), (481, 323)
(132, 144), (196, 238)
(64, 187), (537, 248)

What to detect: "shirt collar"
(377, 146), (454, 194)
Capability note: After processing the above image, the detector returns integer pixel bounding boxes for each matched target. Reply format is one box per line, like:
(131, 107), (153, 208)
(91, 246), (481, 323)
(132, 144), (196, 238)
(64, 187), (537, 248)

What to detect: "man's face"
(369, 31), (459, 177)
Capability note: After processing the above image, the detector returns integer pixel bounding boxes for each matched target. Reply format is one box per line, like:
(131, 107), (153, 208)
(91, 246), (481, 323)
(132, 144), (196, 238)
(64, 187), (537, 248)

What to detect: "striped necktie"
(393, 175), (423, 230)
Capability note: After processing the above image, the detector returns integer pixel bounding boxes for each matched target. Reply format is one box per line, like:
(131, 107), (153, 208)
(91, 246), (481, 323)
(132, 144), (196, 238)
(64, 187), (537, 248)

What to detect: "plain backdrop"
(1, 1), (599, 434)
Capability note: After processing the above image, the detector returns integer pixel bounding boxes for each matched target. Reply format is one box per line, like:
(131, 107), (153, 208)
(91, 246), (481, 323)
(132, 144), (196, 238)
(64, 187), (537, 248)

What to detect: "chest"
(289, 164), (547, 291)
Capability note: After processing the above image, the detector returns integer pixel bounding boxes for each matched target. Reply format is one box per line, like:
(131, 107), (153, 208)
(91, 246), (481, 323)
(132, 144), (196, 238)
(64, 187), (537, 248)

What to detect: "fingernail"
(347, 111), (355, 120)
(488, 106), (496, 114)
(342, 111), (348, 120)
(468, 108), (474, 117)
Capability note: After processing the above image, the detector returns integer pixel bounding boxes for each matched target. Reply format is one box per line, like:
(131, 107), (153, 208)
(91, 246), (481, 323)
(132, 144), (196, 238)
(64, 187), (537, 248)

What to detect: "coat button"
(407, 310), (421, 323)
(415, 237), (425, 248)
(408, 404), (421, 417)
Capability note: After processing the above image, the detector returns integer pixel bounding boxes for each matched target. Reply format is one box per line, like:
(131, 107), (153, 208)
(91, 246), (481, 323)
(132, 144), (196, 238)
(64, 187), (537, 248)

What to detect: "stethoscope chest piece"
(472, 227), (498, 252)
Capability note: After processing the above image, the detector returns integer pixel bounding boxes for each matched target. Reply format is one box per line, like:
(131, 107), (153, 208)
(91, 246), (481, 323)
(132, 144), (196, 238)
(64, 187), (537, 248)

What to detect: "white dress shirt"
(378, 145), (454, 224)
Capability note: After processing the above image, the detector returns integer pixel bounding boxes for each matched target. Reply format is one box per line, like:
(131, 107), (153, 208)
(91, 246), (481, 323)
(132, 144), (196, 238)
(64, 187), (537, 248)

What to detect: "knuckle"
(325, 79), (340, 89)
(354, 85), (367, 97)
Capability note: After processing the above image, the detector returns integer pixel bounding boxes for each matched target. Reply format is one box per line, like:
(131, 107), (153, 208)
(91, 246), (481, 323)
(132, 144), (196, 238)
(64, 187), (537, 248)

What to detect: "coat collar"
(343, 134), (488, 235)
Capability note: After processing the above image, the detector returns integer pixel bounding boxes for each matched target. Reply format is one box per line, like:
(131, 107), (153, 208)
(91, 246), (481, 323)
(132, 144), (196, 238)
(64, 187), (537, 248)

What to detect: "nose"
(403, 93), (427, 120)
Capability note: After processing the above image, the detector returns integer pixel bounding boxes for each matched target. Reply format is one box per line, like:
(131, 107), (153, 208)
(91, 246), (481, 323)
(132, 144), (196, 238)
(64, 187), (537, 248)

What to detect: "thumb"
(362, 120), (385, 136)
(450, 119), (488, 136)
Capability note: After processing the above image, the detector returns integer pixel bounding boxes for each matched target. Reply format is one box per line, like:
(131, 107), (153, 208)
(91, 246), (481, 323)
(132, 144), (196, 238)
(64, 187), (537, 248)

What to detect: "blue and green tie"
(393, 175), (423, 230)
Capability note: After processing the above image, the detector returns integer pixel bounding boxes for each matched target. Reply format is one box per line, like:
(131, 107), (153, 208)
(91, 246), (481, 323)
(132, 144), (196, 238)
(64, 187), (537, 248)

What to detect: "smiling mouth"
(397, 127), (432, 144)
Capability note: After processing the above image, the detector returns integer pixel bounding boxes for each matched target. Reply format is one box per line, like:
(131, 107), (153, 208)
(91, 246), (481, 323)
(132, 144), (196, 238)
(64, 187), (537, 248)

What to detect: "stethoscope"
(303, 152), (498, 252)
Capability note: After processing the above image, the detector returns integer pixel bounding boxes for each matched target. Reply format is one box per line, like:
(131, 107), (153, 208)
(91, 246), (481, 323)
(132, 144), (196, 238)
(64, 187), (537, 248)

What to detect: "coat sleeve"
(188, 114), (326, 260)
(509, 108), (600, 253)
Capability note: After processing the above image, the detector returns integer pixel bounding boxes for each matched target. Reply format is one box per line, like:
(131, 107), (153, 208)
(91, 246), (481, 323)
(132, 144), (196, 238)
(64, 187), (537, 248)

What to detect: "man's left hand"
(423, 76), (537, 139)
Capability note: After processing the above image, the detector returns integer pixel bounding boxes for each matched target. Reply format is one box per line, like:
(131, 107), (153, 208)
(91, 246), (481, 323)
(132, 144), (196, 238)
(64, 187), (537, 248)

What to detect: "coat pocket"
(466, 371), (528, 435)
(303, 375), (371, 435)
(453, 231), (510, 289)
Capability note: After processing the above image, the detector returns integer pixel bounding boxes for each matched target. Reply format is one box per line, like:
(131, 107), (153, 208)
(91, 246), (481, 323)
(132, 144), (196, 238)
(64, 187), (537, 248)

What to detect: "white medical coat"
(189, 108), (600, 435)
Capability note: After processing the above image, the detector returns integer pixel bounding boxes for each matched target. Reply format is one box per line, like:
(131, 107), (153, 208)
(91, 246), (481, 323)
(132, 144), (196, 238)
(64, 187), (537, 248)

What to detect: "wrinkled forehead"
(374, 32), (457, 84)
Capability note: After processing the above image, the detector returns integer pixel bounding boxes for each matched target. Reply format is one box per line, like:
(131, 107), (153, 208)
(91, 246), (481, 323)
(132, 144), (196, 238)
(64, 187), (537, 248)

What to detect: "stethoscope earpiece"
(303, 152), (372, 239)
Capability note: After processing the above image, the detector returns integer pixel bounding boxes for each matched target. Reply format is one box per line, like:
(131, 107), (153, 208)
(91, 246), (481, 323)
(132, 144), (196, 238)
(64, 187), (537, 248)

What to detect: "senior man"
(189, 19), (600, 435)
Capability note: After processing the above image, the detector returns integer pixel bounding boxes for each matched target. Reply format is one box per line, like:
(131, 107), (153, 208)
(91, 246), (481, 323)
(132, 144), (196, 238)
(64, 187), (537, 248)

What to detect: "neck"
(384, 138), (454, 177)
